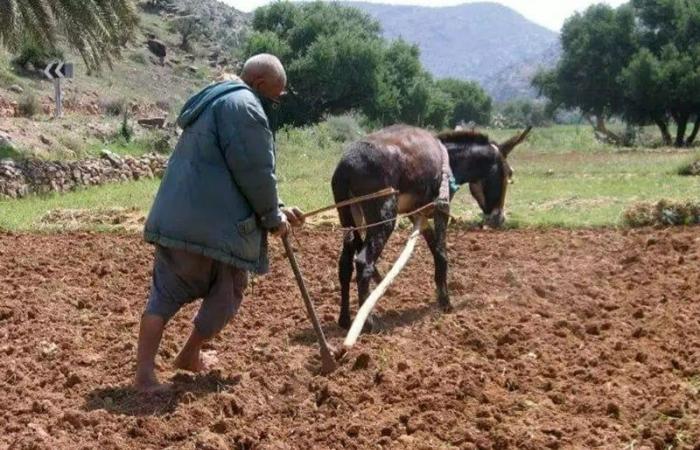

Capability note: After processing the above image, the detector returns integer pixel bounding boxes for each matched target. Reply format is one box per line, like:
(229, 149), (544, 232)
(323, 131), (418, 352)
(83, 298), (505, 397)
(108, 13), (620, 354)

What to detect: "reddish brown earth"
(1, 227), (699, 450)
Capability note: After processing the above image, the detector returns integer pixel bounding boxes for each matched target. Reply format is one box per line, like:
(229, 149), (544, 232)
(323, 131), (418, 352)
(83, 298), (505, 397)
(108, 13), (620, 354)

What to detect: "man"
(134, 54), (303, 392)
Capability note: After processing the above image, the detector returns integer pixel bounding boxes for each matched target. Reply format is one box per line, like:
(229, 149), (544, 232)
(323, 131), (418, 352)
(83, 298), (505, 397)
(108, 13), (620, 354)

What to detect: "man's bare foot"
(173, 349), (218, 373)
(134, 370), (171, 394)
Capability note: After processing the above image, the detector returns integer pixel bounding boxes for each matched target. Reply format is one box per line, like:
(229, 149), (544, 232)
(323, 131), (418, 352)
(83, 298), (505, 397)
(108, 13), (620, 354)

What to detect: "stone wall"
(0, 151), (167, 199)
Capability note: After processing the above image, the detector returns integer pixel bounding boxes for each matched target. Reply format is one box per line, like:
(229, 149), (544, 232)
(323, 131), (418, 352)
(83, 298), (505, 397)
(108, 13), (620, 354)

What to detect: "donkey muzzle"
(484, 209), (506, 228)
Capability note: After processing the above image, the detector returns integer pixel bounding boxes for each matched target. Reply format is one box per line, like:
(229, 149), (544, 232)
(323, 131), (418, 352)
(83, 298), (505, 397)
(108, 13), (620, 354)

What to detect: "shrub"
(0, 49), (21, 86)
(0, 143), (22, 160)
(101, 98), (127, 117)
(12, 43), (64, 69)
(119, 111), (134, 142)
(128, 52), (148, 65)
(494, 99), (551, 129)
(143, 131), (173, 154)
(155, 100), (171, 113)
(623, 200), (700, 227)
(325, 114), (365, 142)
(17, 93), (41, 117)
(677, 158), (700, 176)
(58, 134), (84, 153)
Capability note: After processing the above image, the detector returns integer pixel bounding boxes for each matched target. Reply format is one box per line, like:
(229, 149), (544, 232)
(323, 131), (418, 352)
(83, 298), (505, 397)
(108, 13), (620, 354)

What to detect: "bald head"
(241, 54), (287, 100)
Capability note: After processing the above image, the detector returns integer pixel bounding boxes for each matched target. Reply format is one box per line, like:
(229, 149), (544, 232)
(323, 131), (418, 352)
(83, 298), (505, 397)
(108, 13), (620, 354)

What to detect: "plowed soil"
(1, 227), (699, 450)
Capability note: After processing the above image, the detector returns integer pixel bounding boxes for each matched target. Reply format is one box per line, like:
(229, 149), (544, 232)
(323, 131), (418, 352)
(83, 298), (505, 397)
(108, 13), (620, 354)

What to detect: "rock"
(147, 39), (167, 60)
(137, 117), (166, 129)
(9, 85), (23, 94)
(38, 341), (58, 357)
(100, 149), (123, 167)
(1, 152), (167, 200)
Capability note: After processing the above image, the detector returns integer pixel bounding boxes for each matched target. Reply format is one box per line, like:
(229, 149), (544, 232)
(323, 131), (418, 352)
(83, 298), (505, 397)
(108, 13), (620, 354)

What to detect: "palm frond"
(0, 0), (138, 71)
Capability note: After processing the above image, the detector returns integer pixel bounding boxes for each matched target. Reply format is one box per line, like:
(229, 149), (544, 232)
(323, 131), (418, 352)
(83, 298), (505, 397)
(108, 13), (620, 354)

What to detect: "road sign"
(43, 62), (74, 119)
(44, 62), (73, 80)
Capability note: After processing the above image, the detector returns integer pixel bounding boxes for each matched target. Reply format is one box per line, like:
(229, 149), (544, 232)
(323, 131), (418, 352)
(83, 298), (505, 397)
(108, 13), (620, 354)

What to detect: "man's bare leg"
(134, 313), (169, 392)
(173, 328), (218, 372)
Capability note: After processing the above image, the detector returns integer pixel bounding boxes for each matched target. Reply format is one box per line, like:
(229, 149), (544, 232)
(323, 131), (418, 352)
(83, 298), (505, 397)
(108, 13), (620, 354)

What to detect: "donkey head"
(438, 126), (532, 228)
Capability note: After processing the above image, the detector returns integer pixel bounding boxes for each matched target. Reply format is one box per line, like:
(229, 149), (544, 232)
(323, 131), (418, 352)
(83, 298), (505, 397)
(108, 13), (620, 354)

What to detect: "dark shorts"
(145, 245), (248, 338)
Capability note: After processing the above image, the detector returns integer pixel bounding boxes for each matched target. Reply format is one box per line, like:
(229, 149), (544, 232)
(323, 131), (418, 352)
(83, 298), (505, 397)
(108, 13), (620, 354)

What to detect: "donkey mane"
(436, 130), (491, 146)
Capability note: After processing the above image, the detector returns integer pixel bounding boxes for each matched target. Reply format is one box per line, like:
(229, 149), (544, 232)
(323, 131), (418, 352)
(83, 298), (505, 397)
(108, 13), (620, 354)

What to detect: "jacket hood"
(176, 80), (251, 129)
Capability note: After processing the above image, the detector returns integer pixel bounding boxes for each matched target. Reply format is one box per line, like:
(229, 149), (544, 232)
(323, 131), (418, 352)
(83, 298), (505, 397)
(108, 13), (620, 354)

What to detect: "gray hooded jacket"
(144, 80), (284, 274)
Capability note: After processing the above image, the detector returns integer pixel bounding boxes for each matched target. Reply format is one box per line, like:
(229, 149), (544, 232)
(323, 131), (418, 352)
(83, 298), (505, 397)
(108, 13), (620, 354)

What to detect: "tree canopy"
(534, 0), (700, 147)
(622, 0), (700, 146)
(532, 4), (637, 144)
(244, 1), (492, 130)
(0, 0), (138, 72)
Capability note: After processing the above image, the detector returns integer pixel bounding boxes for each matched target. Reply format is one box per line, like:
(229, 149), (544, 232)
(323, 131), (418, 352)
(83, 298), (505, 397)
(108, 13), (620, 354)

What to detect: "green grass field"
(1, 124), (698, 231)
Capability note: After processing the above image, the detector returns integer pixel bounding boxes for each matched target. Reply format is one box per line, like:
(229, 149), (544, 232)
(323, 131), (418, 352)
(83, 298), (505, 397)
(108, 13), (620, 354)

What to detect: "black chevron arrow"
(43, 62), (73, 80)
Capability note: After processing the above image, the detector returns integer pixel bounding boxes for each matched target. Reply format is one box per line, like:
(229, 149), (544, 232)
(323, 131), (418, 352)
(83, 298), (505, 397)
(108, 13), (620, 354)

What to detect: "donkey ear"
(499, 126), (532, 158)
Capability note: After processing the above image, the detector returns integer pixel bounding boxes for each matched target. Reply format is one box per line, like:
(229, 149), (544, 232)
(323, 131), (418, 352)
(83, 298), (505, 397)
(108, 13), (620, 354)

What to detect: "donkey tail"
(331, 161), (356, 231)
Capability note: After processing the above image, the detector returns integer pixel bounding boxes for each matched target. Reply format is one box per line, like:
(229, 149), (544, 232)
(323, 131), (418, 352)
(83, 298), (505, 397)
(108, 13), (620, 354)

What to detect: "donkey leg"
(355, 202), (396, 332)
(434, 211), (451, 311)
(420, 213), (451, 311)
(338, 232), (356, 330)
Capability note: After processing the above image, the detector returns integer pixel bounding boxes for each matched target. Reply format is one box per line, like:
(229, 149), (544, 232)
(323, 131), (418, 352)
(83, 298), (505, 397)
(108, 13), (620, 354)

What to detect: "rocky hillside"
(345, 1), (560, 101)
(0, 0), (248, 158)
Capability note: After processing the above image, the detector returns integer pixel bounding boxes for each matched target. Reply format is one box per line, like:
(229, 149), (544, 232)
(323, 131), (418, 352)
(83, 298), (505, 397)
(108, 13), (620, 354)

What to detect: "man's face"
(252, 75), (286, 101)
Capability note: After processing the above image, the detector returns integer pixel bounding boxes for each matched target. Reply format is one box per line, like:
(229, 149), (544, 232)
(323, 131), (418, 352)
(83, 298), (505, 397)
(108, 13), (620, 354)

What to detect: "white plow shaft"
(344, 216), (425, 348)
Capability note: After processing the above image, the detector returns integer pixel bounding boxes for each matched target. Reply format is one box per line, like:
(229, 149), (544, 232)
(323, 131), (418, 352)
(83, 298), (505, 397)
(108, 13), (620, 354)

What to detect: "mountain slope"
(345, 1), (559, 100)
(484, 42), (561, 102)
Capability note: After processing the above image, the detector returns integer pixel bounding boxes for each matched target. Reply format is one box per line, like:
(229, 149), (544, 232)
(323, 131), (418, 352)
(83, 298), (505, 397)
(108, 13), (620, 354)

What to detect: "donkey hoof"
(438, 300), (453, 313)
(338, 315), (351, 330)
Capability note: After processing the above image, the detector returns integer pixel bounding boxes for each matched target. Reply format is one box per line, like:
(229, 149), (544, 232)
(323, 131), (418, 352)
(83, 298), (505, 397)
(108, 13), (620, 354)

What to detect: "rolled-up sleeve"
(216, 95), (284, 230)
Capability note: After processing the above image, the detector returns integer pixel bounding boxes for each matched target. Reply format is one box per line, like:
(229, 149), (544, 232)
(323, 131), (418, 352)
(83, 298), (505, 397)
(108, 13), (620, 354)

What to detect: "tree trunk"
(674, 112), (690, 148)
(686, 116), (700, 146)
(586, 115), (623, 145)
(653, 117), (673, 146)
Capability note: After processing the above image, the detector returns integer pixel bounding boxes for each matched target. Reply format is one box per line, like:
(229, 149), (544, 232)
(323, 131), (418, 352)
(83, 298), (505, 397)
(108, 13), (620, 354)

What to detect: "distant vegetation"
(534, 0), (700, 148)
(2, 122), (698, 231)
(243, 1), (492, 129)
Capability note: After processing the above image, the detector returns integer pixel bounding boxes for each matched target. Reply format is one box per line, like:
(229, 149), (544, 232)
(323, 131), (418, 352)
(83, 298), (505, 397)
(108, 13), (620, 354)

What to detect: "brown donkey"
(331, 124), (531, 331)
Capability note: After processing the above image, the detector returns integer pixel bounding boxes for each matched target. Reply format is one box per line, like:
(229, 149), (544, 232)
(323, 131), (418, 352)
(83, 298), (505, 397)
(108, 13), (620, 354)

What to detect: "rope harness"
(337, 200), (440, 233)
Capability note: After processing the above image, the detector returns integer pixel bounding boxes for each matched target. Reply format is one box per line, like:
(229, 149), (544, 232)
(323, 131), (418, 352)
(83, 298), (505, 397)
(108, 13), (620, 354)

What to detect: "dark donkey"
(331, 124), (531, 331)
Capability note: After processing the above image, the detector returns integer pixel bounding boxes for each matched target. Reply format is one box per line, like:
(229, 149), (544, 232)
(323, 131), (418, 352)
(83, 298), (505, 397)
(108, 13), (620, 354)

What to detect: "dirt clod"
(352, 352), (372, 370)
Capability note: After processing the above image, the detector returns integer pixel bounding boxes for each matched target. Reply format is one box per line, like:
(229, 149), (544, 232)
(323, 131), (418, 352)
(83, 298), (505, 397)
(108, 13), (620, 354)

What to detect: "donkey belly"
(397, 193), (419, 214)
